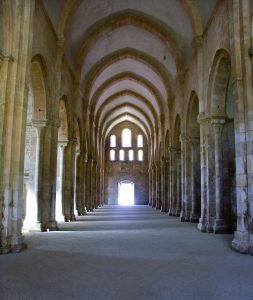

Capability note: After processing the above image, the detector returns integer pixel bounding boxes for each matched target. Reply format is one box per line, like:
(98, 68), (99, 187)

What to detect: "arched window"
(137, 135), (143, 147)
(119, 149), (125, 161)
(128, 150), (134, 161)
(110, 135), (116, 147)
(110, 149), (115, 161)
(122, 128), (131, 147)
(138, 150), (143, 161)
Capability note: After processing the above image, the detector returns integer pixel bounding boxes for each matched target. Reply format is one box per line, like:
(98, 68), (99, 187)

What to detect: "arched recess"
(170, 115), (181, 217)
(187, 92), (201, 222)
(23, 56), (48, 231)
(208, 49), (236, 233)
(55, 97), (69, 222)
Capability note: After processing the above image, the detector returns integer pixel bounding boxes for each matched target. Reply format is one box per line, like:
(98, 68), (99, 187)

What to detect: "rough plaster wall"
(104, 122), (148, 205)
(172, 0), (230, 131)
(202, 0), (230, 107)
(32, 2), (58, 106)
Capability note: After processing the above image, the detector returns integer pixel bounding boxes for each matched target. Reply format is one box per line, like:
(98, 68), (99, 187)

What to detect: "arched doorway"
(23, 57), (47, 231)
(209, 50), (236, 233)
(118, 180), (135, 205)
(55, 98), (69, 222)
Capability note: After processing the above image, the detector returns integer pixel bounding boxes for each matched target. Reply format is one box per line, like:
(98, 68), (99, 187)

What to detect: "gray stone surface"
(0, 205), (252, 300)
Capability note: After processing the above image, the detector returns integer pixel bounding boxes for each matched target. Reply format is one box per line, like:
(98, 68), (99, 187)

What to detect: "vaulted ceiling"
(43, 0), (218, 144)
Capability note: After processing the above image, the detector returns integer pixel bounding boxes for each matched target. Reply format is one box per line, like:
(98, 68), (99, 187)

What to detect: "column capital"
(58, 140), (68, 148)
(210, 116), (226, 126)
(180, 134), (189, 143)
(197, 113), (210, 124)
(32, 119), (48, 128)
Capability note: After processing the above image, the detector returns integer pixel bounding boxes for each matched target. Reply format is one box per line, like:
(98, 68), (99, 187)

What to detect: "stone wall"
(104, 121), (148, 205)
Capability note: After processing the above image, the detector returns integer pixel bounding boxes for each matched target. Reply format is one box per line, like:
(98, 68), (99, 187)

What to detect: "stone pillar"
(148, 167), (152, 206)
(0, 0), (35, 253)
(151, 164), (156, 207)
(180, 134), (191, 221)
(155, 162), (161, 209)
(197, 114), (208, 232)
(73, 150), (80, 216)
(190, 137), (201, 223)
(168, 148), (176, 216)
(56, 141), (67, 221)
(32, 120), (48, 230)
(85, 157), (93, 211)
(160, 158), (168, 212)
(175, 151), (181, 216)
(162, 158), (170, 213)
(212, 118), (228, 233)
(63, 139), (76, 221)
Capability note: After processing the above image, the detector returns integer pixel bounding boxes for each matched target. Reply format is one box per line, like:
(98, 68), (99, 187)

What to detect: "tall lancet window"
(110, 149), (115, 161)
(122, 128), (132, 147)
(138, 150), (143, 161)
(128, 150), (134, 161)
(119, 149), (125, 161)
(137, 135), (143, 147)
(110, 135), (116, 147)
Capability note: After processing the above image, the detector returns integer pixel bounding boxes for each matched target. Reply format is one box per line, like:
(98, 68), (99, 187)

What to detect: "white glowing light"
(118, 182), (134, 205)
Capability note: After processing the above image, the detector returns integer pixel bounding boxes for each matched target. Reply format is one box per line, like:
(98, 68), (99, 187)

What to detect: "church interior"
(0, 1), (253, 299)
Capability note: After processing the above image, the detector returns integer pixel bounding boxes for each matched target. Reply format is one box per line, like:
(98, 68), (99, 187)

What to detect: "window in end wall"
(137, 135), (143, 147)
(122, 128), (132, 147)
(138, 149), (143, 161)
(110, 149), (115, 161)
(128, 149), (134, 161)
(119, 149), (125, 161)
(110, 135), (116, 147)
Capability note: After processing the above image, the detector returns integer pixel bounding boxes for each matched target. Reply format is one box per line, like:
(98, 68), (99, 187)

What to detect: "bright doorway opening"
(118, 181), (135, 205)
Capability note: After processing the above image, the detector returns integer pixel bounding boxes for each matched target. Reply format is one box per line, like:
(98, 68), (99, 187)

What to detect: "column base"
(197, 218), (207, 232)
(160, 206), (168, 213)
(168, 208), (174, 216)
(175, 209), (181, 217)
(0, 235), (27, 254)
(232, 231), (250, 254)
(190, 214), (199, 223)
(206, 222), (214, 233)
(48, 221), (58, 231)
(29, 222), (43, 232)
(179, 211), (185, 222)
(213, 219), (228, 234)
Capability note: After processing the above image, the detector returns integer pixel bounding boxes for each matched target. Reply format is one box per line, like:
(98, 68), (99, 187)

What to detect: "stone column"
(190, 137), (201, 223)
(32, 120), (48, 231)
(63, 139), (76, 221)
(73, 150), (80, 216)
(56, 141), (67, 221)
(160, 158), (168, 212)
(148, 167), (152, 206)
(212, 118), (228, 233)
(168, 148), (176, 216)
(175, 150), (181, 216)
(151, 164), (156, 208)
(85, 157), (93, 211)
(197, 114), (208, 232)
(162, 158), (169, 213)
(155, 162), (161, 209)
(180, 134), (191, 221)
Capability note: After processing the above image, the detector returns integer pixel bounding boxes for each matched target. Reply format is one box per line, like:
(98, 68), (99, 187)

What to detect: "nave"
(1, 205), (252, 300)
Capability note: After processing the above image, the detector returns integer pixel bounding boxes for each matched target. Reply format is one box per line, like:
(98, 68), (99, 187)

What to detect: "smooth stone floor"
(0, 205), (253, 300)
